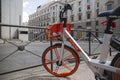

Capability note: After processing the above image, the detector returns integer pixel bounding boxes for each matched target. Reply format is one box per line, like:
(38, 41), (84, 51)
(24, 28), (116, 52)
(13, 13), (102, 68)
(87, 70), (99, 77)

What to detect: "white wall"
(1, 0), (23, 39)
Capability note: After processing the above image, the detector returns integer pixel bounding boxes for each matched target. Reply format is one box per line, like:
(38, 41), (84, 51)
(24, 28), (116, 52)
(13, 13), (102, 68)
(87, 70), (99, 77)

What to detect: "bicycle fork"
(58, 29), (66, 65)
(58, 42), (65, 65)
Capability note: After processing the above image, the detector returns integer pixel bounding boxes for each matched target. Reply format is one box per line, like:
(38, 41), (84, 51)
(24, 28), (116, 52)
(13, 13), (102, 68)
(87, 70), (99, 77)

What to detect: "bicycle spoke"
(63, 55), (73, 61)
(54, 48), (60, 59)
(42, 44), (79, 76)
(54, 66), (59, 73)
(62, 63), (72, 71)
(45, 59), (57, 63)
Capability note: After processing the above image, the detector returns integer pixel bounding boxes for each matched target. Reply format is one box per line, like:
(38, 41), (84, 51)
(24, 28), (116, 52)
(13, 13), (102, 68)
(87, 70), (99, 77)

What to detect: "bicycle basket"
(110, 36), (120, 51)
(44, 23), (71, 41)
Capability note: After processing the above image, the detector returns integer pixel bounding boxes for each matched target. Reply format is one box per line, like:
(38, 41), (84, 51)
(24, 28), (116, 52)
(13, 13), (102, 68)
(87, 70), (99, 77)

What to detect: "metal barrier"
(72, 29), (120, 56)
(0, 23), (46, 75)
(71, 29), (103, 56)
(0, 23), (119, 75)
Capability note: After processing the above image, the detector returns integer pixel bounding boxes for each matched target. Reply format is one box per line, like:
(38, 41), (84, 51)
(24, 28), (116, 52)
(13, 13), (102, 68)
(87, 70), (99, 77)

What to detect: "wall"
(1, 0), (23, 39)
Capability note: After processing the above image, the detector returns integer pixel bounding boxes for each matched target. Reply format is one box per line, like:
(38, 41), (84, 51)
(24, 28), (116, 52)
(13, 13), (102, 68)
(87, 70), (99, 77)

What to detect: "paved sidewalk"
(0, 61), (95, 80)
(0, 54), (115, 80)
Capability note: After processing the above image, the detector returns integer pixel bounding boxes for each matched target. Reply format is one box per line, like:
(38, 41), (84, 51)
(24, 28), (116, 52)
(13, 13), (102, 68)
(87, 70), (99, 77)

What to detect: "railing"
(0, 23), (46, 75)
(0, 23), (119, 75)
(72, 28), (120, 56)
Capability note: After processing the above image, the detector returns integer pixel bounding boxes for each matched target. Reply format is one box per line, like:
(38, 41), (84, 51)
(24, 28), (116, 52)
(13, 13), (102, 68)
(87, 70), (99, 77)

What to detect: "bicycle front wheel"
(42, 43), (79, 77)
(111, 53), (120, 80)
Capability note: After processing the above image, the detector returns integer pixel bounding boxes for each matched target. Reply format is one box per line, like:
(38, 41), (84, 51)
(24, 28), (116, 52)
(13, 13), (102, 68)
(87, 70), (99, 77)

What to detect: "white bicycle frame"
(60, 28), (120, 76)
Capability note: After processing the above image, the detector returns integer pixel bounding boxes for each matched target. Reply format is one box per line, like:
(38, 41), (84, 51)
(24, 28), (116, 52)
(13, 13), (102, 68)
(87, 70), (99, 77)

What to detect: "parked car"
(93, 37), (103, 43)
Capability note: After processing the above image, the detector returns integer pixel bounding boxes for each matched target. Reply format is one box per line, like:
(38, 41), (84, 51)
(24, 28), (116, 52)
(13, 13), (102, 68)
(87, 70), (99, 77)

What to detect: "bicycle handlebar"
(59, 4), (72, 27)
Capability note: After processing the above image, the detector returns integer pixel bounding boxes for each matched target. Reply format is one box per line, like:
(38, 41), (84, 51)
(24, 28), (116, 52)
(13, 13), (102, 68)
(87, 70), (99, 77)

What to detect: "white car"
(93, 38), (103, 43)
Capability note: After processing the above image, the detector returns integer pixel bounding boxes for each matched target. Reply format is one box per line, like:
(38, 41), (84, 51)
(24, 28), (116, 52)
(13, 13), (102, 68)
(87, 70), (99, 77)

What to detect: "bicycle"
(42, 3), (120, 80)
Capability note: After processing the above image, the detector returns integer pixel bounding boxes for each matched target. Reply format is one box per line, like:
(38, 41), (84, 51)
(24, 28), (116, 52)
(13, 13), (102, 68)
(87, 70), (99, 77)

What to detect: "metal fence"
(0, 23), (119, 75)
(0, 23), (47, 75)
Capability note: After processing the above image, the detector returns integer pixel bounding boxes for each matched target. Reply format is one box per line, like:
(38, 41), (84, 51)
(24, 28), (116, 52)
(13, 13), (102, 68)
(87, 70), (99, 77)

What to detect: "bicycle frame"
(59, 28), (120, 76)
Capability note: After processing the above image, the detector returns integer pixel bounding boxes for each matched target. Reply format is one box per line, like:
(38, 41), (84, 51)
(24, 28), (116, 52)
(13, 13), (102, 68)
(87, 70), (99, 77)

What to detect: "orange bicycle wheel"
(42, 43), (80, 77)
(111, 53), (120, 80)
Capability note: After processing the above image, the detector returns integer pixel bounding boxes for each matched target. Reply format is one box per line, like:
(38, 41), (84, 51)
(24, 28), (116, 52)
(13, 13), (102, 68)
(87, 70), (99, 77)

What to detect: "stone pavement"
(0, 40), (117, 80)
(0, 61), (95, 80)
(0, 54), (116, 80)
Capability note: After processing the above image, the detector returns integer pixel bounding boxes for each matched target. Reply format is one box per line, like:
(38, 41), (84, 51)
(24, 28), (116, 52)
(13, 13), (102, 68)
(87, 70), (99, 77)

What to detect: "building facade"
(66, 0), (106, 39)
(1, 0), (23, 39)
(28, 1), (64, 40)
(28, 0), (120, 40)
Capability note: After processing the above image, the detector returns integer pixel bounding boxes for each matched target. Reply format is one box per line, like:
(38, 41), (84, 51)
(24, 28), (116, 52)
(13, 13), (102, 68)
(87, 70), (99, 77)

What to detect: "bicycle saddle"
(98, 5), (120, 17)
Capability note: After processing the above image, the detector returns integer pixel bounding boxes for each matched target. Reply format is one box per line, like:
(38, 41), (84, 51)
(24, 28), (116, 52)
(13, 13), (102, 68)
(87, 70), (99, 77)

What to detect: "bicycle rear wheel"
(110, 53), (120, 80)
(42, 43), (79, 77)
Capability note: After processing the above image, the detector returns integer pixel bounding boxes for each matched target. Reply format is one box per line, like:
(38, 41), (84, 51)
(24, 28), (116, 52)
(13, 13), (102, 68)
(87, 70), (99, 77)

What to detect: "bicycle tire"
(110, 53), (120, 80)
(42, 43), (80, 77)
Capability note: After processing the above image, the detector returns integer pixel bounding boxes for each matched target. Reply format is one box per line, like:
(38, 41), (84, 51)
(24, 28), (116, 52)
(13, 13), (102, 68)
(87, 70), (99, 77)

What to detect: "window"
(41, 16), (43, 20)
(87, 13), (91, 19)
(79, 7), (82, 12)
(44, 22), (46, 26)
(39, 23), (41, 27)
(44, 10), (46, 13)
(56, 5), (58, 9)
(96, 9), (99, 16)
(78, 14), (82, 21)
(72, 24), (74, 28)
(60, 6), (62, 9)
(71, 15), (74, 22)
(53, 17), (55, 23)
(97, 3), (99, 7)
(87, 5), (90, 10)
(20, 31), (28, 34)
(87, 0), (91, 3)
(41, 23), (43, 26)
(44, 16), (46, 20)
(106, 1), (114, 10)
(79, 1), (81, 5)
(107, 4), (112, 10)
(77, 26), (82, 28)
(47, 22), (49, 25)
(96, 20), (99, 26)
(39, 17), (41, 21)
(53, 12), (55, 15)
(86, 21), (91, 26)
